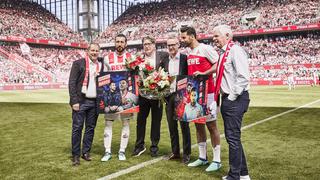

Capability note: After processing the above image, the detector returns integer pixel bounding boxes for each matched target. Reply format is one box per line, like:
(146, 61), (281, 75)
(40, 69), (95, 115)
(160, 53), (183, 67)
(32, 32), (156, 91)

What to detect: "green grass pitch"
(0, 85), (320, 180)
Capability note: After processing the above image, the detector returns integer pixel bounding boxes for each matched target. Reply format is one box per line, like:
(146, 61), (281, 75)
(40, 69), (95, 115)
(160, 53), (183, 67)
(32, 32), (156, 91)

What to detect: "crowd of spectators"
(240, 33), (320, 80)
(0, 0), (85, 43)
(1, 0), (319, 84)
(241, 33), (320, 66)
(1, 44), (84, 84)
(97, 0), (319, 43)
(250, 66), (319, 80)
(0, 56), (48, 84)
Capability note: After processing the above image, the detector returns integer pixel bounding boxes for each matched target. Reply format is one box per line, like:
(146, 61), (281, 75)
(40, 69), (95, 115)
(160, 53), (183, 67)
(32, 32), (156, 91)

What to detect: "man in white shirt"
(69, 43), (103, 166)
(161, 35), (191, 164)
(212, 25), (251, 180)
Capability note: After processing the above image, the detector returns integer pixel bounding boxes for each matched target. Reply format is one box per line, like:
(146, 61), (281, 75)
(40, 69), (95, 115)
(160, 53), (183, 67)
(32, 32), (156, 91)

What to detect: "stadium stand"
(0, 0), (319, 88)
(0, 0), (85, 43)
(0, 56), (48, 84)
(96, 0), (320, 42)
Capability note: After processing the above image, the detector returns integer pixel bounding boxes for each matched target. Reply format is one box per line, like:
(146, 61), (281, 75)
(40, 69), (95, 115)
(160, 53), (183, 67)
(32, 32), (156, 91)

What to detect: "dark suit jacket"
(160, 53), (188, 75)
(143, 51), (169, 70)
(68, 57), (104, 106)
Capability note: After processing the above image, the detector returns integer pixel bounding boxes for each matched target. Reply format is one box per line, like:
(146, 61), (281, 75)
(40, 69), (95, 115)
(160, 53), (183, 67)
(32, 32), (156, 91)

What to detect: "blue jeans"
(221, 91), (250, 180)
(71, 99), (98, 156)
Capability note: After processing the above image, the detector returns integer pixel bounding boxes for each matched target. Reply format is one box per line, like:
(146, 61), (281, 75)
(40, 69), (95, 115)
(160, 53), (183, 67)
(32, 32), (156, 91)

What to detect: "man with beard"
(104, 81), (122, 113)
(69, 43), (103, 166)
(183, 88), (203, 120)
(119, 79), (138, 110)
(180, 26), (222, 172)
(101, 34), (133, 161)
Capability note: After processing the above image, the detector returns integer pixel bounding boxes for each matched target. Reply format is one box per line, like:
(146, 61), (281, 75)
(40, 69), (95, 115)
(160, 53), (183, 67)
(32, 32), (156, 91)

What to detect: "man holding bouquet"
(132, 36), (169, 157)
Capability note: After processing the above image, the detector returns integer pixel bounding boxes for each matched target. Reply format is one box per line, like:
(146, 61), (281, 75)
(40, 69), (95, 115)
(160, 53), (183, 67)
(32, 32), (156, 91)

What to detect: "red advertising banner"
(156, 23), (320, 43)
(250, 63), (320, 71)
(250, 78), (317, 85)
(1, 23), (319, 47)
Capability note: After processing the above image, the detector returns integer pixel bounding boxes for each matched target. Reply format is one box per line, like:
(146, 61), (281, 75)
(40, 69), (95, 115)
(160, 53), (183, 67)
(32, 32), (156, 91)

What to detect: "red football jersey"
(104, 52), (131, 71)
(187, 43), (219, 93)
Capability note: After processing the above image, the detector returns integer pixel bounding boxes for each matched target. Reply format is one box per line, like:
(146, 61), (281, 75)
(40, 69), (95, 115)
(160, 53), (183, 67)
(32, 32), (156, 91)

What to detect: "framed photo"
(174, 75), (209, 124)
(97, 71), (139, 114)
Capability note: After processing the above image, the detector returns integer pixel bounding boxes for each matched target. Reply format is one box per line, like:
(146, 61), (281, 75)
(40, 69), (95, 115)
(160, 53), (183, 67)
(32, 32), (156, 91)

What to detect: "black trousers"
(135, 96), (163, 152)
(221, 91), (250, 180)
(165, 94), (191, 155)
(71, 99), (98, 156)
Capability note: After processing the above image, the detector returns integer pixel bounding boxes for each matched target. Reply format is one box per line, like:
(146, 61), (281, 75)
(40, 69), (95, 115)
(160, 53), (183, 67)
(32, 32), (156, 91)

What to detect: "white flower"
(158, 81), (166, 89)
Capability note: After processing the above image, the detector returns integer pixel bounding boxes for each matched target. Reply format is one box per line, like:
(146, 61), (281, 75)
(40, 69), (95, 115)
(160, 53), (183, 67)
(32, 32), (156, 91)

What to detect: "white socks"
(119, 120), (130, 153)
(104, 120), (130, 153)
(104, 120), (113, 153)
(213, 145), (221, 162)
(198, 142), (207, 160)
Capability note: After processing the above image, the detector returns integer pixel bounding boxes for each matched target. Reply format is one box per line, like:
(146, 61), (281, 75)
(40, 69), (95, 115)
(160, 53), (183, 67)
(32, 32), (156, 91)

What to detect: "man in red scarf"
(69, 43), (103, 166)
(212, 25), (251, 180)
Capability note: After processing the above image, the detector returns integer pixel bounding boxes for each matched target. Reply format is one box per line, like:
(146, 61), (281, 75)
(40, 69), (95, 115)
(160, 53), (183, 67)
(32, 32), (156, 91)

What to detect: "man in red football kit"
(180, 26), (221, 172)
(101, 34), (134, 162)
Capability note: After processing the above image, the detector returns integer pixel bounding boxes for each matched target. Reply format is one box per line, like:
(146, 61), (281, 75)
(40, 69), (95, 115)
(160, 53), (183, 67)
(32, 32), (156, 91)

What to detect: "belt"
(85, 97), (96, 101)
(221, 91), (248, 98)
(221, 92), (229, 98)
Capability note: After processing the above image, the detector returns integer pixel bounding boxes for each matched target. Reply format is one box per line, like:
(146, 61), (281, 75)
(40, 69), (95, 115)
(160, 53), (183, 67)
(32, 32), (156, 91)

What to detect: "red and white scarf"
(81, 54), (100, 94)
(214, 41), (234, 101)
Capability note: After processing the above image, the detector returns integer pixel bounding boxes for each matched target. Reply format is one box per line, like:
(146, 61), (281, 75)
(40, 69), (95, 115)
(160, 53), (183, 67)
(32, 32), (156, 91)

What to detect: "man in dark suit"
(132, 36), (169, 157)
(160, 35), (191, 164)
(68, 43), (103, 166)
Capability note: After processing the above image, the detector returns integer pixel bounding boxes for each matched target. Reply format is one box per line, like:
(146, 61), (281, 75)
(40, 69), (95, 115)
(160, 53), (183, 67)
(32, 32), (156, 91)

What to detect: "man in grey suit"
(160, 35), (191, 164)
(132, 36), (169, 157)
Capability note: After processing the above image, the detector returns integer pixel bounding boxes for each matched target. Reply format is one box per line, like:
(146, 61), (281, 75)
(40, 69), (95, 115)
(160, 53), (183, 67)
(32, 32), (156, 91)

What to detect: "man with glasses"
(160, 35), (191, 164)
(132, 36), (169, 157)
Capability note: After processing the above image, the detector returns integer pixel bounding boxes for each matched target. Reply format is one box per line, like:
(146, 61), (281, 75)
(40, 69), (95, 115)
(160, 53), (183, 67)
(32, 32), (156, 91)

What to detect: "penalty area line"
(98, 99), (320, 180)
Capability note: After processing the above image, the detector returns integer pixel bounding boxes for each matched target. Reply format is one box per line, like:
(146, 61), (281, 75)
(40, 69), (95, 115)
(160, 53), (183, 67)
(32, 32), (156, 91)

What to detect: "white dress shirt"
(168, 52), (180, 76)
(86, 60), (101, 98)
(220, 44), (250, 101)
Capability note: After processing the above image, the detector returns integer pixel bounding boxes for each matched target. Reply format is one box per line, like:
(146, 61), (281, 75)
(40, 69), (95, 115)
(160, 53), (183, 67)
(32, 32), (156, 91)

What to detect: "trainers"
(205, 161), (222, 172)
(187, 158), (208, 167)
(240, 175), (251, 180)
(101, 152), (112, 162)
(132, 147), (146, 157)
(118, 151), (126, 161)
(222, 175), (251, 180)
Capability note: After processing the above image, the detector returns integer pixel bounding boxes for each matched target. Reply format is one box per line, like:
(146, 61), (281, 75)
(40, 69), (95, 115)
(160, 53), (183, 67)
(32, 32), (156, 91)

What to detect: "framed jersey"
(96, 71), (139, 114)
(174, 75), (209, 124)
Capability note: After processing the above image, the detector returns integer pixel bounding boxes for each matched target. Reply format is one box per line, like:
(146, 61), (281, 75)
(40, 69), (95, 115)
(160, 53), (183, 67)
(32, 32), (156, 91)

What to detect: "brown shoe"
(72, 156), (80, 166)
(81, 153), (92, 161)
(165, 153), (180, 160)
(182, 154), (190, 164)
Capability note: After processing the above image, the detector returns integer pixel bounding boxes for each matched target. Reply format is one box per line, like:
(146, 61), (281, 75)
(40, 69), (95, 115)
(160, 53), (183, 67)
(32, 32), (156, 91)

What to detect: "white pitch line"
(98, 99), (320, 180)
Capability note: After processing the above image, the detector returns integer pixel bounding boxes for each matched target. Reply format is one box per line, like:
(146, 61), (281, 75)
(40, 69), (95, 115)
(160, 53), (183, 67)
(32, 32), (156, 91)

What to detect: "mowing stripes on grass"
(98, 99), (320, 180)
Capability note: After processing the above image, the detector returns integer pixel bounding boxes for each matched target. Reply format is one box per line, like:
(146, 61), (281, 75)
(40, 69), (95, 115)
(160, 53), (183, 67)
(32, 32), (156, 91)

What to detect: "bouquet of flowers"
(125, 53), (174, 100)
(125, 53), (145, 71)
(139, 67), (174, 100)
